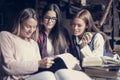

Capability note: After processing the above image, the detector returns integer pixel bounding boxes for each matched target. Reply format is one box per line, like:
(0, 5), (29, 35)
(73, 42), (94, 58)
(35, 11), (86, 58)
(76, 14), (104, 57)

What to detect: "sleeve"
(34, 41), (41, 60)
(0, 31), (40, 75)
(80, 33), (105, 57)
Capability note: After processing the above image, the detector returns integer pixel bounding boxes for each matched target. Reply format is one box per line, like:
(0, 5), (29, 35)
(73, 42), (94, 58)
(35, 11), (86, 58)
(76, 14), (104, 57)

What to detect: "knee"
(40, 71), (56, 80)
(26, 71), (56, 80)
(55, 69), (91, 80)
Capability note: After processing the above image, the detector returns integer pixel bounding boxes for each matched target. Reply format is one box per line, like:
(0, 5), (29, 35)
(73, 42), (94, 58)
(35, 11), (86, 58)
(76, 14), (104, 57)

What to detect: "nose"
(73, 25), (78, 30)
(29, 27), (35, 33)
(48, 18), (53, 22)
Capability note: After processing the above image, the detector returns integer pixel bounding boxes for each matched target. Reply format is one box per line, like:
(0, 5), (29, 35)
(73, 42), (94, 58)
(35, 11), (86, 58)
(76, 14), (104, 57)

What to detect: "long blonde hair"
(12, 8), (39, 41)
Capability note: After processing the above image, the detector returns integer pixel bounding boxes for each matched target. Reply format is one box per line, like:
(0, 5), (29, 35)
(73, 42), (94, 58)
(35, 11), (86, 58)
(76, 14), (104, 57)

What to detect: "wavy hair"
(12, 8), (39, 41)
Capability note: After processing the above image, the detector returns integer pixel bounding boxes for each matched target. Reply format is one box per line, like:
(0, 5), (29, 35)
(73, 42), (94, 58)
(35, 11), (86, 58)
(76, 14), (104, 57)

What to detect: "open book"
(55, 53), (81, 70)
(101, 56), (120, 64)
(82, 54), (120, 67)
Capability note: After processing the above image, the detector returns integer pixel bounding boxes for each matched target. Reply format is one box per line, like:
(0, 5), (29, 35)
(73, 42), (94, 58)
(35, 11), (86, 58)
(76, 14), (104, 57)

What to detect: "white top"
(0, 31), (41, 80)
(80, 33), (105, 57)
(47, 37), (54, 56)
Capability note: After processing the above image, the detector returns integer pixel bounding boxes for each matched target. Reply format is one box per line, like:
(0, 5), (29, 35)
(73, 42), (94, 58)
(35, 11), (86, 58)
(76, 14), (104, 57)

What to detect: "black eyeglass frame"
(44, 16), (57, 21)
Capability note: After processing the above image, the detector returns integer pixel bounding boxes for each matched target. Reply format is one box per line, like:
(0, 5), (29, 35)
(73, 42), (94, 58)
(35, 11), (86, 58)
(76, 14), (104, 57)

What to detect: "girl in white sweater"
(0, 8), (91, 80)
(71, 9), (113, 65)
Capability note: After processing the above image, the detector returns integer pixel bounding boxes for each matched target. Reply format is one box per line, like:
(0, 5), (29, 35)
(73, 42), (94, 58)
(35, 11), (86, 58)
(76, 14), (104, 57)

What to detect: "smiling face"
(43, 10), (57, 33)
(19, 18), (37, 41)
(72, 18), (86, 37)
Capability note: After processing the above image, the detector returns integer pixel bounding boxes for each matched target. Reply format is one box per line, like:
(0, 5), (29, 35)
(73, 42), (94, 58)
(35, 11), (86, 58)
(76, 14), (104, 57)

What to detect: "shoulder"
(0, 31), (10, 35)
(93, 32), (105, 43)
(0, 31), (15, 45)
(0, 31), (13, 38)
(94, 33), (104, 39)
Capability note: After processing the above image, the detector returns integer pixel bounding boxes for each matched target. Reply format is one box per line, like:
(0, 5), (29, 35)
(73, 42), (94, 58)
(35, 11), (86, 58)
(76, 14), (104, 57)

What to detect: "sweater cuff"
(81, 45), (93, 57)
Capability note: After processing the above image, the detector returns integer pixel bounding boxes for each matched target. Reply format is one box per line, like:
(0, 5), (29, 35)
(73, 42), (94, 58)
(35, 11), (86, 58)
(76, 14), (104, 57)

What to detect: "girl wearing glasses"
(37, 3), (91, 80)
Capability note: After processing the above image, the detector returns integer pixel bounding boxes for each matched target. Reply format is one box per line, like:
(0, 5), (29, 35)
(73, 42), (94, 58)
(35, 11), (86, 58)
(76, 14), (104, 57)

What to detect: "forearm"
(3, 59), (39, 75)
(81, 45), (104, 57)
(80, 33), (105, 57)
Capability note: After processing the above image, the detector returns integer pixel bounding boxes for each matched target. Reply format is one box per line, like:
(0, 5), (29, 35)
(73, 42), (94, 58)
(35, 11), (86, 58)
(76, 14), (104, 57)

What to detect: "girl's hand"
(38, 57), (55, 68)
(80, 32), (92, 48)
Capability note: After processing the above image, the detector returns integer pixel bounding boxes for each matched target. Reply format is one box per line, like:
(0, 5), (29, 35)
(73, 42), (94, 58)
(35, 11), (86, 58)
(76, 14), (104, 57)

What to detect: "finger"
(47, 57), (55, 61)
(82, 37), (87, 43)
(87, 33), (92, 41)
(49, 60), (55, 64)
(83, 34), (91, 44)
(45, 64), (51, 68)
(82, 39), (87, 46)
(84, 34), (89, 41)
(45, 62), (53, 68)
(87, 33), (92, 38)
(82, 36), (86, 41)
(46, 58), (55, 65)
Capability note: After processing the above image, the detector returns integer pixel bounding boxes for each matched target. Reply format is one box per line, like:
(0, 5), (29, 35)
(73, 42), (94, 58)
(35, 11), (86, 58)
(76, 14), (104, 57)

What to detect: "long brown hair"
(73, 9), (112, 52)
(40, 4), (70, 55)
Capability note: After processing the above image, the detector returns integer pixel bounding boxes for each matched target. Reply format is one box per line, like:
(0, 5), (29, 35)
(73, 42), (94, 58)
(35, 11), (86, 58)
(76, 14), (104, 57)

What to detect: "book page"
(82, 57), (103, 67)
(55, 53), (81, 70)
(101, 56), (120, 64)
(82, 55), (120, 67)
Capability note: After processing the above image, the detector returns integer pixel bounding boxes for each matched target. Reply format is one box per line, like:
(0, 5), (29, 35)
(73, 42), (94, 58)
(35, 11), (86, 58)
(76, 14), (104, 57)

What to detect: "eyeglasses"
(44, 16), (57, 21)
